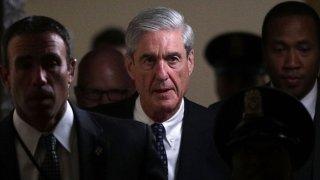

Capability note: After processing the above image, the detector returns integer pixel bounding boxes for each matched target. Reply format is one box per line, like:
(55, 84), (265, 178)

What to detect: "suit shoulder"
(184, 98), (212, 115)
(79, 109), (148, 136)
(185, 98), (209, 110)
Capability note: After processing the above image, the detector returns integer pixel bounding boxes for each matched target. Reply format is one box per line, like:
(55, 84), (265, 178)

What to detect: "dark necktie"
(151, 123), (168, 173)
(40, 134), (61, 180)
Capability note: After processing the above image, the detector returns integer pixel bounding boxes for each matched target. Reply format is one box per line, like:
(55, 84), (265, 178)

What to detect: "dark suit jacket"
(0, 103), (166, 180)
(260, 81), (319, 180)
(88, 93), (138, 119)
(306, 80), (320, 180)
(89, 96), (229, 180)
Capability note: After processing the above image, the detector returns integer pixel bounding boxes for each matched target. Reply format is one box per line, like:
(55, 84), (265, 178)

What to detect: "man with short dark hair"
(262, 1), (320, 179)
(0, 15), (165, 180)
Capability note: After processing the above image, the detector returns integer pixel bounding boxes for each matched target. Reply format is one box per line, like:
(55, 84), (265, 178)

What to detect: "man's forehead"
(8, 33), (67, 58)
(266, 16), (318, 39)
(9, 32), (65, 47)
(137, 29), (183, 43)
(267, 15), (317, 29)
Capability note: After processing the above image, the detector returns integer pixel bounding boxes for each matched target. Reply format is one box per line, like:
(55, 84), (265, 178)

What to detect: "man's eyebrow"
(270, 39), (285, 44)
(165, 52), (182, 58)
(15, 55), (33, 62)
(296, 40), (313, 45)
(137, 52), (183, 61)
(139, 53), (155, 60)
(41, 53), (62, 60)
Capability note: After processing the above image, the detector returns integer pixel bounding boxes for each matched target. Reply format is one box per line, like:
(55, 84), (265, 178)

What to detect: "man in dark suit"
(261, 1), (320, 179)
(0, 15), (165, 180)
(90, 7), (228, 180)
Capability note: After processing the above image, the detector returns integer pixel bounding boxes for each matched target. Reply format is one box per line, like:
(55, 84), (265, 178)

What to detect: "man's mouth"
(282, 76), (302, 86)
(154, 88), (171, 93)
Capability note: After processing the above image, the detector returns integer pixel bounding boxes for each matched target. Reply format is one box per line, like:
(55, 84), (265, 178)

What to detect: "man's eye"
(43, 60), (58, 69)
(273, 45), (285, 52)
(169, 56), (179, 62)
(140, 56), (156, 70)
(15, 58), (33, 70)
(143, 57), (155, 64)
(298, 46), (311, 53)
(166, 56), (181, 67)
(43, 56), (61, 69)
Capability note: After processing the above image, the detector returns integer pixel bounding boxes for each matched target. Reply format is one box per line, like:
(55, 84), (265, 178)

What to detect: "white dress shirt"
(134, 96), (184, 180)
(270, 81), (317, 119)
(300, 81), (317, 120)
(14, 101), (79, 180)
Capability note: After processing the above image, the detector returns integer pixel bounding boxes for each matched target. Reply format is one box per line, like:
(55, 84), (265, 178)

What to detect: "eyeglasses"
(75, 86), (131, 102)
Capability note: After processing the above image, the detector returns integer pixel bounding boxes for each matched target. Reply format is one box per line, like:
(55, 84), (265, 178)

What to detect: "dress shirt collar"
(134, 96), (184, 180)
(13, 101), (74, 155)
(133, 96), (184, 145)
(270, 81), (317, 119)
(300, 80), (317, 119)
(161, 100), (184, 148)
(134, 96), (184, 125)
(134, 96), (154, 125)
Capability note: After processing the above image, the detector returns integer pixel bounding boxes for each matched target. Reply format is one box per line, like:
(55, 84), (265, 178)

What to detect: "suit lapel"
(176, 99), (214, 180)
(0, 114), (21, 179)
(311, 80), (320, 180)
(0, 105), (111, 180)
(72, 106), (109, 180)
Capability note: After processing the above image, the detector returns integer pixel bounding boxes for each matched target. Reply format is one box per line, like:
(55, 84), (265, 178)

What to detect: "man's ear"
(125, 55), (135, 80)
(187, 49), (195, 76)
(68, 58), (77, 85)
(0, 65), (11, 90)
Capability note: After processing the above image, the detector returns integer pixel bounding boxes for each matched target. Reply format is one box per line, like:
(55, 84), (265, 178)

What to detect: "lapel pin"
(95, 146), (103, 156)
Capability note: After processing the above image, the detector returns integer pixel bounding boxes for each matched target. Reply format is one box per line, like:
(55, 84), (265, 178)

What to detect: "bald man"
(75, 47), (136, 108)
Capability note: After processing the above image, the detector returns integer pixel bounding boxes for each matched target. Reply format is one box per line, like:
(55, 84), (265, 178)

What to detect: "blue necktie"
(151, 123), (168, 173)
(40, 134), (61, 180)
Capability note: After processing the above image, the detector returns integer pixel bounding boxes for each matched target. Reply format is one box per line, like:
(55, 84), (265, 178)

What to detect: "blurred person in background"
(204, 32), (268, 101)
(74, 46), (135, 108)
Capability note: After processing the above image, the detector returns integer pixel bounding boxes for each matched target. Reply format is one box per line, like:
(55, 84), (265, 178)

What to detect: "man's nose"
(99, 93), (112, 104)
(154, 60), (169, 80)
(284, 49), (301, 68)
(32, 66), (47, 86)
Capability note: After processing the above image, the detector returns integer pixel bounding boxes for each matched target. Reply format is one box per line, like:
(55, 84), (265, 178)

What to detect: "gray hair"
(126, 6), (194, 57)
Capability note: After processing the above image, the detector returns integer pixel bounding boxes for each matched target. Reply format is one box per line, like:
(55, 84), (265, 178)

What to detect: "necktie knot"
(151, 123), (166, 138)
(40, 134), (58, 152)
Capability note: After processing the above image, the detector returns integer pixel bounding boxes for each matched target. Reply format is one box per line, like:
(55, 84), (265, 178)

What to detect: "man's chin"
(281, 86), (305, 99)
(153, 91), (176, 100)
(154, 99), (180, 110)
(28, 99), (54, 109)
